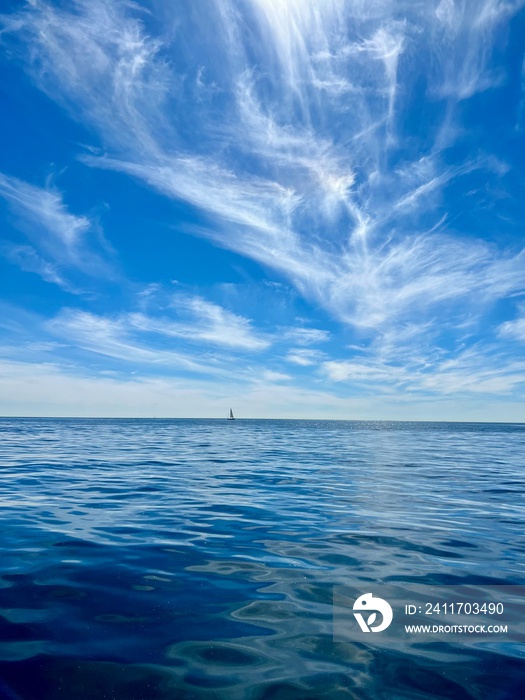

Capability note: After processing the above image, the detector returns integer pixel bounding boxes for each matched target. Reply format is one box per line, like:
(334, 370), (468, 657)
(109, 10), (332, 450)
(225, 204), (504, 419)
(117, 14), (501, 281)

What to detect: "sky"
(1, 0), (525, 420)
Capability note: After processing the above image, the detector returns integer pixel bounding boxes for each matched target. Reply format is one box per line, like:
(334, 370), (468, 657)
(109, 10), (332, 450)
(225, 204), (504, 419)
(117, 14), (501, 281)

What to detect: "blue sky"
(1, 0), (525, 419)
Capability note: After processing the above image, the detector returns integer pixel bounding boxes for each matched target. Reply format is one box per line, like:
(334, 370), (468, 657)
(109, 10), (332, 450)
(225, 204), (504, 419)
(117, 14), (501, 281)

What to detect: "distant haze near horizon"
(1, 1), (525, 421)
(2, 416), (524, 425)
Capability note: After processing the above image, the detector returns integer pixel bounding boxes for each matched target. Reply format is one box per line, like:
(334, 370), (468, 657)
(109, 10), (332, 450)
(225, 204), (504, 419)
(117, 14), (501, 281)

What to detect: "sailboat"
(227, 408), (235, 420)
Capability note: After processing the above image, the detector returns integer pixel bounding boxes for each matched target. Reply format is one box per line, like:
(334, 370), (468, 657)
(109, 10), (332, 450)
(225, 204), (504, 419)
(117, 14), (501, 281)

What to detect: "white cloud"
(323, 359), (407, 384)
(282, 327), (330, 345)
(3, 0), (525, 411)
(430, 0), (518, 99)
(499, 306), (525, 342)
(285, 348), (325, 366)
(0, 173), (89, 248)
(259, 369), (290, 382)
(1, 356), (524, 420)
(0, 172), (112, 287)
(129, 295), (270, 351)
(44, 302), (283, 380)
(322, 344), (525, 397)
(46, 308), (222, 375)
(4, 0), (523, 330)
(1, 244), (69, 289)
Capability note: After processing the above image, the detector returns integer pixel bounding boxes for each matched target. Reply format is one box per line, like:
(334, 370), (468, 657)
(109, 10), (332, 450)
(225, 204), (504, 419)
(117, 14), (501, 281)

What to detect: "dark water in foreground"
(0, 418), (524, 699)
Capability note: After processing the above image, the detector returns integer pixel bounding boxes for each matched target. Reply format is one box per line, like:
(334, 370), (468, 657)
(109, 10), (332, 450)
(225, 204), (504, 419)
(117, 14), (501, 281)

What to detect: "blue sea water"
(0, 418), (524, 699)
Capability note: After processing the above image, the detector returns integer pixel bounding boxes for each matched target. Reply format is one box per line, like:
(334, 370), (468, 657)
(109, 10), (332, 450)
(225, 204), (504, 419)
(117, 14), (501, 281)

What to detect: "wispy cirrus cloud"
(2, 0), (525, 412)
(46, 305), (269, 377)
(2, 244), (69, 289)
(2, 354), (523, 420)
(0, 356), (383, 419)
(129, 294), (271, 351)
(431, 0), (519, 100)
(322, 342), (525, 396)
(281, 327), (330, 345)
(499, 305), (525, 342)
(285, 348), (326, 367)
(4, 1), (523, 323)
(0, 172), (113, 290)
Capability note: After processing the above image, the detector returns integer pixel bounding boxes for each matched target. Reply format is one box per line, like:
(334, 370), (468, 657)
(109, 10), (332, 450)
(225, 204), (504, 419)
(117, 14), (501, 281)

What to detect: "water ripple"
(0, 418), (524, 698)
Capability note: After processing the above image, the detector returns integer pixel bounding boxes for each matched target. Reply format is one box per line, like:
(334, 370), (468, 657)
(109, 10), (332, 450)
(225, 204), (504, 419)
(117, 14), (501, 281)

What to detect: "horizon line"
(1, 416), (524, 425)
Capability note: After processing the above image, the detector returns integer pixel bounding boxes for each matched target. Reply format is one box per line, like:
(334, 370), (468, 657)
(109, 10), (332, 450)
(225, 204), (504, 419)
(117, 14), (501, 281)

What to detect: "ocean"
(0, 418), (524, 699)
